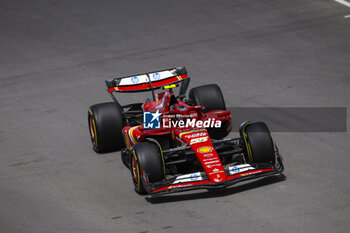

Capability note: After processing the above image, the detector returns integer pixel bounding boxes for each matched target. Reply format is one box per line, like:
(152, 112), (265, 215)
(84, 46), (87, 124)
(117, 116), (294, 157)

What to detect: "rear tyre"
(88, 102), (124, 153)
(240, 122), (276, 165)
(189, 84), (227, 139)
(189, 84), (226, 112)
(131, 142), (164, 194)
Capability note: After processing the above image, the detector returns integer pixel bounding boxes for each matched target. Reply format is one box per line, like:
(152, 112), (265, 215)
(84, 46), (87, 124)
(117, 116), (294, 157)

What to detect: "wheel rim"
(89, 116), (96, 146)
(131, 155), (138, 183)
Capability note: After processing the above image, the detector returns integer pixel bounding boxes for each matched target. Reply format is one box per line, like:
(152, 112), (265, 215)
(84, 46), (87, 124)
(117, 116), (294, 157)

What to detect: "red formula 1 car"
(88, 67), (284, 195)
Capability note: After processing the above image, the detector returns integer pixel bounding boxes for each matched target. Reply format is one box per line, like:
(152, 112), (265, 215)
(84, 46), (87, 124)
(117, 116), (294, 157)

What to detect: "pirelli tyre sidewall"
(131, 142), (164, 194)
(88, 102), (124, 153)
(240, 121), (276, 166)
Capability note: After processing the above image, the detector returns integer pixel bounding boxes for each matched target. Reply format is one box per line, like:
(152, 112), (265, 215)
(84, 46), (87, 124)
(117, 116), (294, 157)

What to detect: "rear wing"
(105, 66), (189, 93)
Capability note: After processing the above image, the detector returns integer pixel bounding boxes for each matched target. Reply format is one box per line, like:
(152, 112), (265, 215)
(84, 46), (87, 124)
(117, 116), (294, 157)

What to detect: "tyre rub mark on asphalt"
(9, 158), (44, 168)
(135, 211), (145, 215)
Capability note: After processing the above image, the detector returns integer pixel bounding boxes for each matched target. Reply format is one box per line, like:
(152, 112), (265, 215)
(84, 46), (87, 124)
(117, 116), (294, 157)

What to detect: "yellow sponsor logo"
(197, 146), (213, 153)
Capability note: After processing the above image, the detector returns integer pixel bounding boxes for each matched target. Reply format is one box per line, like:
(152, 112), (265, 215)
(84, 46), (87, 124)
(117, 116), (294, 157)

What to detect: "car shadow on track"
(145, 174), (286, 204)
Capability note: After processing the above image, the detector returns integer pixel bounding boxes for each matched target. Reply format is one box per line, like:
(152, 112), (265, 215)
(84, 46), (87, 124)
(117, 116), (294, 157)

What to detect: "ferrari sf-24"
(88, 67), (284, 195)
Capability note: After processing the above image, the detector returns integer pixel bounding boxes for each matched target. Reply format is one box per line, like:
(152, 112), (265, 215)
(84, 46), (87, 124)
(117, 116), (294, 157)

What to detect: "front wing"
(149, 163), (284, 195)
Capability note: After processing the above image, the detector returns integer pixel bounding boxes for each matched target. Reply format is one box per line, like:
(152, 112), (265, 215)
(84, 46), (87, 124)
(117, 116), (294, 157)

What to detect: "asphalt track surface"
(1, 0), (350, 232)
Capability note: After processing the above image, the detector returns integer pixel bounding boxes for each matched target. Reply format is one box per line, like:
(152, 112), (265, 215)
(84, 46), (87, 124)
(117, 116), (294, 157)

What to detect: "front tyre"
(131, 142), (164, 194)
(240, 121), (276, 165)
(88, 102), (124, 153)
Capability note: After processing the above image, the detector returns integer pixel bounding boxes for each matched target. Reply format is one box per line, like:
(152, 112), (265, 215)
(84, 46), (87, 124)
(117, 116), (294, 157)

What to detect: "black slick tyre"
(240, 122), (276, 165)
(130, 142), (164, 194)
(189, 84), (226, 113)
(88, 102), (124, 153)
(189, 84), (227, 139)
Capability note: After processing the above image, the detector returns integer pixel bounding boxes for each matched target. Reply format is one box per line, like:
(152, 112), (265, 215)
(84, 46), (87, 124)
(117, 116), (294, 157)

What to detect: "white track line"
(345, 14), (350, 18)
(334, 0), (350, 7)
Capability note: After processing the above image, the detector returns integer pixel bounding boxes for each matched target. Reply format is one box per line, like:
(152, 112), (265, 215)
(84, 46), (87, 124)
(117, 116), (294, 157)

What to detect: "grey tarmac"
(1, 0), (349, 232)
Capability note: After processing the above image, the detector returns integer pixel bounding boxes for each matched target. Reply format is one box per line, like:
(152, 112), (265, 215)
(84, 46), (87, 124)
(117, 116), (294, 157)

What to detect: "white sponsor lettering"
(184, 132), (207, 138)
(206, 164), (221, 168)
(204, 160), (220, 165)
(203, 157), (217, 161)
(209, 168), (225, 175)
(173, 172), (203, 184)
(228, 164), (254, 175)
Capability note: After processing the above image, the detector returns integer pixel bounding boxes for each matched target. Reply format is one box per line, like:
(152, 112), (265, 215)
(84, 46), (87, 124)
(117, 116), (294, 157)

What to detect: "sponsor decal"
(241, 170), (262, 176)
(190, 173), (200, 181)
(204, 160), (220, 165)
(184, 132), (207, 139)
(173, 172), (203, 184)
(203, 153), (215, 157)
(229, 164), (254, 175)
(230, 166), (241, 174)
(209, 168), (225, 175)
(206, 164), (221, 168)
(203, 157), (217, 161)
(179, 130), (205, 139)
(131, 76), (139, 84)
(153, 72), (160, 80)
(143, 110), (161, 129)
(190, 136), (208, 145)
(197, 146), (213, 153)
